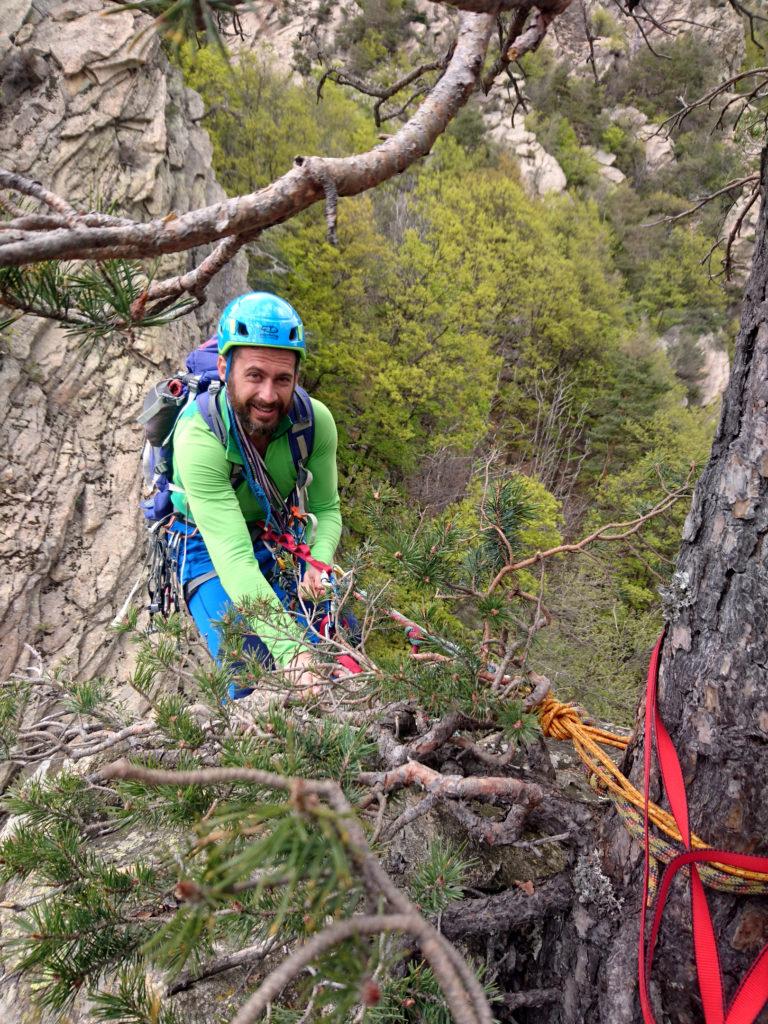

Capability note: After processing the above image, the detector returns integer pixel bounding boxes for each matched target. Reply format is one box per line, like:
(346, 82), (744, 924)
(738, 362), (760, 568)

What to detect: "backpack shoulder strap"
(286, 387), (316, 526)
(288, 386), (315, 468)
(196, 383), (226, 446)
(195, 384), (244, 490)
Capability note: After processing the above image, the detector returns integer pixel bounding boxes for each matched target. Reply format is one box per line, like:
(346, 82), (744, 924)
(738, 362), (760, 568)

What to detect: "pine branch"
(98, 759), (494, 1024)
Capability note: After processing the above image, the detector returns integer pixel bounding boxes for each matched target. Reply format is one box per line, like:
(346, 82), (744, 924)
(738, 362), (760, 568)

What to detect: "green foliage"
(637, 226), (728, 332)
(606, 34), (723, 123)
(64, 677), (117, 718)
(91, 969), (182, 1024)
(0, 259), (194, 346)
(478, 476), (540, 572)
(409, 840), (477, 915)
(526, 112), (600, 187)
(590, 8), (622, 40)
(332, 0), (423, 76)
(369, 959), (499, 1024)
(107, 0), (242, 54)
(154, 695), (206, 748)
(178, 45), (377, 195)
(520, 48), (607, 148)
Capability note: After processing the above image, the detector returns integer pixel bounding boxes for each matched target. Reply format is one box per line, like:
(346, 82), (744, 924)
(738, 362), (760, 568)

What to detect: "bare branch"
(486, 475), (693, 593)
(167, 941), (275, 996)
(319, 52), (452, 128)
(100, 759), (493, 1024)
(641, 175), (761, 228)
(229, 914), (449, 1024)
(726, 0), (768, 49)
(136, 231), (255, 316)
(722, 182), (761, 279)
(0, 169), (79, 227)
(358, 759), (544, 810)
(0, 13), (495, 269)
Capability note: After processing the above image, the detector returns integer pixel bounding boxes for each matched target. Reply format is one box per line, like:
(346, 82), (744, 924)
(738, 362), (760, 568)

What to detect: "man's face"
(219, 346), (298, 440)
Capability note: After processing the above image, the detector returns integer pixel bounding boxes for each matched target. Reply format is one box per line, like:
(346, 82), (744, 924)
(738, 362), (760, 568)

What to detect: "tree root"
(441, 873), (573, 941)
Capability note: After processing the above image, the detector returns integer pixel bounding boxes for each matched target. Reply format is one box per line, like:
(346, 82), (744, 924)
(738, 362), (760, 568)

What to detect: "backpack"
(137, 337), (315, 525)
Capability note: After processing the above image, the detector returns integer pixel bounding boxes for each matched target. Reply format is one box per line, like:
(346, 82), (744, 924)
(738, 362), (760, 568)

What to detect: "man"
(169, 291), (343, 698)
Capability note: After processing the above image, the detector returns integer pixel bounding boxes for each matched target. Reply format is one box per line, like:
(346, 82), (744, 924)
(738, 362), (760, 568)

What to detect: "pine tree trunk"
(515, 147), (768, 1024)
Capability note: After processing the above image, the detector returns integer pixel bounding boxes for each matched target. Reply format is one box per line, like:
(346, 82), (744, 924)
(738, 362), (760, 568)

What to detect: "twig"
(642, 175), (760, 227)
(486, 479), (692, 594)
(99, 760), (492, 1024)
(0, 170), (79, 227)
(229, 914), (446, 1024)
(0, 13), (496, 269)
(167, 940), (275, 995)
(136, 231), (254, 316)
(380, 791), (440, 843)
(358, 759), (544, 810)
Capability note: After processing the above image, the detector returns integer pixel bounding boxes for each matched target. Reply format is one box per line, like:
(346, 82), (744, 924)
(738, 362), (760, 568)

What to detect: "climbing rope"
(534, 692), (768, 894)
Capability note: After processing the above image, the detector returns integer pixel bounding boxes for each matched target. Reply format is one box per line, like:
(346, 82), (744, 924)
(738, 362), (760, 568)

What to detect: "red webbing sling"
(640, 633), (768, 1023)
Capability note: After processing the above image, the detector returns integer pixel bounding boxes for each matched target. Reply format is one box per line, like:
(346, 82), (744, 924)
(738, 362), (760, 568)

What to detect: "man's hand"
(283, 649), (326, 699)
(297, 564), (329, 601)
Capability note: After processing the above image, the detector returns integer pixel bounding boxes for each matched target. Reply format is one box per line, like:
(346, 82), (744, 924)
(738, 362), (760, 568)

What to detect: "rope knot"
(537, 695), (582, 741)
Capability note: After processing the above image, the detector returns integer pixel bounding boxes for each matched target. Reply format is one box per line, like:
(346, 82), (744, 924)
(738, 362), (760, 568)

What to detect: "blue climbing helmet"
(217, 292), (305, 362)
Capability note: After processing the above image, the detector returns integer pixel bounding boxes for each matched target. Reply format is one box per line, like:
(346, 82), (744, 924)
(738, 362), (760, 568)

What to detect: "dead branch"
(319, 53), (451, 128)
(0, 13), (494, 269)
(486, 478), (692, 594)
(0, 169), (79, 227)
(504, 988), (561, 1011)
(379, 791), (441, 842)
(522, 672), (551, 710)
(642, 175), (760, 228)
(300, 158), (339, 245)
(136, 231), (255, 316)
(722, 182), (762, 279)
(481, 9), (528, 93)
(229, 914), (450, 1024)
(442, 799), (529, 845)
(726, 0), (768, 49)
(453, 733), (515, 768)
(406, 711), (494, 760)
(661, 66), (768, 134)
(166, 940), (275, 996)
(358, 759), (544, 810)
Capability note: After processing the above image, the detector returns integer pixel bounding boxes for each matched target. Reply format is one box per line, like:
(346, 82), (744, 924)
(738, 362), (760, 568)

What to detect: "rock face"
(485, 110), (567, 196)
(551, 0), (745, 78)
(0, 0), (248, 679)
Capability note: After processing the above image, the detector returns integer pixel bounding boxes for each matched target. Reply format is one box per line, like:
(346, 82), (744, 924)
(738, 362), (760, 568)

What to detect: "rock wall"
(0, 0), (248, 679)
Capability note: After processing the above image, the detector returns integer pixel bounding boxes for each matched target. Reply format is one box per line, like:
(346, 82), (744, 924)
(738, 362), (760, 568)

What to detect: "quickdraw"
(146, 518), (181, 626)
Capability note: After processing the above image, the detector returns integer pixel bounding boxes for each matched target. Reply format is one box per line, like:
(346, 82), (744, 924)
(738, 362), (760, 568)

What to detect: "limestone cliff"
(0, 0), (248, 679)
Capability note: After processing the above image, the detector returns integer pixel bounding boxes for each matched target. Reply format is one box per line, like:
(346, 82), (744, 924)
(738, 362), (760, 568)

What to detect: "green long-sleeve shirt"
(171, 390), (342, 666)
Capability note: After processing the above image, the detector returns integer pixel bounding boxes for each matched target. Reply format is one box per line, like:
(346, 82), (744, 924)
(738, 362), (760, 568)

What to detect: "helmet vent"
(289, 327), (298, 341)
(236, 321), (249, 336)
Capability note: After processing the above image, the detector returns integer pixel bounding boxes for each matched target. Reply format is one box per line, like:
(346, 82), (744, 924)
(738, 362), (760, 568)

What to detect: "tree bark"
(492, 147), (768, 1024)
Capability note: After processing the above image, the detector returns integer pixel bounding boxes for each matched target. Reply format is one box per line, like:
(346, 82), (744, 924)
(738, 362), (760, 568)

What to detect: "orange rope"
(536, 694), (768, 890)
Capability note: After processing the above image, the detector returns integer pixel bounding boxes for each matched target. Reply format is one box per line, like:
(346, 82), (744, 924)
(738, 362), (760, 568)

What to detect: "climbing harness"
(253, 517), (363, 675)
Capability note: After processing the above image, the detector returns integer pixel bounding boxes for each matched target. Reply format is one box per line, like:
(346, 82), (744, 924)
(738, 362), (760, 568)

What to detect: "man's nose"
(257, 378), (278, 404)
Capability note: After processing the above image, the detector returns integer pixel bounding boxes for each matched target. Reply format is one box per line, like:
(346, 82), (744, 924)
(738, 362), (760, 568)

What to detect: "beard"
(230, 389), (293, 441)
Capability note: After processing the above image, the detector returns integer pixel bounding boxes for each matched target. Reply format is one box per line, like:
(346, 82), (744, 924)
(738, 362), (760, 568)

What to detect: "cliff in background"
(0, 0), (247, 679)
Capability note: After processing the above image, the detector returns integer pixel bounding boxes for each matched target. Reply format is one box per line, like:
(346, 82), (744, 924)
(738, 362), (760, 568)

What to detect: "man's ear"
(217, 353), (227, 381)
